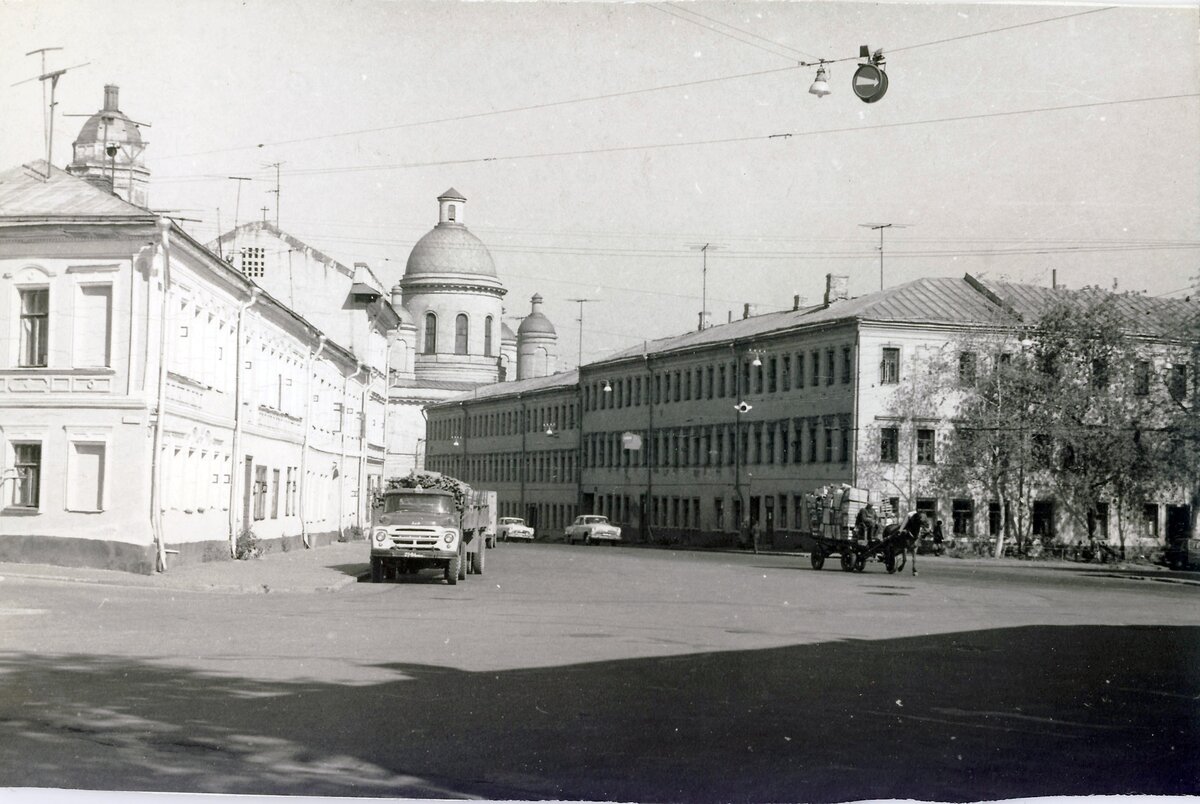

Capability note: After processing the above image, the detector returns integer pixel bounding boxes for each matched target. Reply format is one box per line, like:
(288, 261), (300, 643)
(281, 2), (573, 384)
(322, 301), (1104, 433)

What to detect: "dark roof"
(432, 369), (580, 408)
(0, 161), (152, 219)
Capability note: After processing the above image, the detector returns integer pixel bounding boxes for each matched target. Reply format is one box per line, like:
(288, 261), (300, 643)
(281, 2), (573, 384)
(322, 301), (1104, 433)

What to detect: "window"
(768, 357), (777, 393)
(781, 355), (791, 391)
(448, 203), (456, 222)
(1169, 364), (1188, 402)
(423, 313), (437, 354)
(989, 502), (1002, 536)
(952, 499), (974, 536)
(253, 465), (267, 520)
(714, 497), (725, 530)
(1135, 360), (1151, 396)
(240, 246), (265, 278)
(959, 351), (977, 385)
(19, 288), (49, 367)
(916, 428), (935, 464)
(841, 347), (852, 384)
(706, 367), (714, 399)
(68, 442), (106, 511)
(880, 347), (900, 384)
(10, 443), (41, 508)
(825, 348), (835, 386)
(840, 428), (849, 464)
(824, 428), (833, 463)
(717, 365), (726, 398)
(1091, 357), (1109, 391)
(808, 425), (818, 463)
(796, 354), (805, 388)
(271, 469), (281, 518)
(811, 351), (820, 386)
(484, 315), (494, 356)
(74, 284), (113, 368)
(455, 314), (469, 355)
(1143, 503), (1159, 538)
(880, 427), (899, 463)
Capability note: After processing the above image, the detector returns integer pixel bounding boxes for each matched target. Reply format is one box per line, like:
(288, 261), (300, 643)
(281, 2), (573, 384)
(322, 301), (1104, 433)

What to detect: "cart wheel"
(810, 552), (825, 570)
(839, 553), (855, 572)
(853, 554), (866, 572)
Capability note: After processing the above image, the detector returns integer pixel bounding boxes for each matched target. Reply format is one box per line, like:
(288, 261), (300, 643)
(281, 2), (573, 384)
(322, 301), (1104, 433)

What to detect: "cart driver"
(855, 503), (879, 542)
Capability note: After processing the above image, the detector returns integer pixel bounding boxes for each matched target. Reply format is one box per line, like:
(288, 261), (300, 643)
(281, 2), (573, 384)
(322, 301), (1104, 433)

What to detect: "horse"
(881, 511), (931, 576)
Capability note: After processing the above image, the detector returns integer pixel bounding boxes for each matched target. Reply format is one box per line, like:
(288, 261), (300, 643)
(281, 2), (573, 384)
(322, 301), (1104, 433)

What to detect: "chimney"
(743, 303), (756, 319)
(824, 274), (849, 305)
(103, 85), (120, 112)
(793, 294), (807, 311)
(390, 283), (403, 310)
(1052, 269), (1057, 289)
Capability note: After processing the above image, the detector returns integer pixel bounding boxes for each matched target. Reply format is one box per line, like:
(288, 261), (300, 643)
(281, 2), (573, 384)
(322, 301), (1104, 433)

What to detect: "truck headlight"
(374, 529), (388, 543)
(443, 531), (456, 544)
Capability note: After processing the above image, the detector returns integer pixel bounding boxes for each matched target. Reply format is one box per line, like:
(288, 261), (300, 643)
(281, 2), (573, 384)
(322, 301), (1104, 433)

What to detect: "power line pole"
(567, 298), (597, 369)
(263, 161), (284, 226)
(686, 243), (724, 330)
(859, 222), (913, 290)
(228, 176), (252, 235)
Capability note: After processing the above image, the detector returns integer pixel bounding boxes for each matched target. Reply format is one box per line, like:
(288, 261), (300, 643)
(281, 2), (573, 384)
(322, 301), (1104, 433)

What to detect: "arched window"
(424, 313), (437, 354)
(455, 314), (469, 355)
(484, 315), (494, 357)
(448, 204), (457, 222)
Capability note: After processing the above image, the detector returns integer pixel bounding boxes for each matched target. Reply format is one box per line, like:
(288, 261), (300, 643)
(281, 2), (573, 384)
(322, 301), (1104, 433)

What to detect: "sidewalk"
(0, 540), (371, 594)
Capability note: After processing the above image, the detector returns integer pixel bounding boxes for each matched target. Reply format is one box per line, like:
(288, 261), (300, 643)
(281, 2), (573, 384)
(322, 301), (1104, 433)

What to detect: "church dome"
(517, 293), (556, 336)
(403, 189), (497, 278)
(73, 85), (143, 149)
(501, 322), (517, 342)
(405, 225), (497, 278)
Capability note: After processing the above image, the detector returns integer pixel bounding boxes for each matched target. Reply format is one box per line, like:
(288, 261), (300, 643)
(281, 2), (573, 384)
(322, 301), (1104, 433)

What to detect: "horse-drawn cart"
(806, 485), (911, 574)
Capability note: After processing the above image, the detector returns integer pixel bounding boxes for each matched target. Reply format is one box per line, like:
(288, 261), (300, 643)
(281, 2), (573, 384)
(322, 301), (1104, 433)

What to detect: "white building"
(0, 161), (377, 572)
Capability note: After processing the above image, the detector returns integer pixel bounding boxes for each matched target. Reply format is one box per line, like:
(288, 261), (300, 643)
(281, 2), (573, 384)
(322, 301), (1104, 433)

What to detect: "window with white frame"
(67, 441), (106, 512)
(10, 442), (42, 508)
(73, 284), (113, 368)
(19, 288), (49, 367)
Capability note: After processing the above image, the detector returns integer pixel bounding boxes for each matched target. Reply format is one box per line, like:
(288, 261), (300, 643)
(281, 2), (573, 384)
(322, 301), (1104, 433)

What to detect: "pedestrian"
(933, 519), (945, 555)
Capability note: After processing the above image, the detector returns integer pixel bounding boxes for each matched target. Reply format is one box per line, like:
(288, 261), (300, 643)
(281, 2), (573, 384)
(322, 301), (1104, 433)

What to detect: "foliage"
(234, 527), (261, 560)
(339, 525), (363, 542)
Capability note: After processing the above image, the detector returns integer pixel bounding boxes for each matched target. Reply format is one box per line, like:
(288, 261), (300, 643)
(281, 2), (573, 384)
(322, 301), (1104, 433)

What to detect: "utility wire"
(658, 3), (819, 60)
(152, 92), (1197, 182)
(648, 4), (808, 63)
(890, 6), (1116, 55)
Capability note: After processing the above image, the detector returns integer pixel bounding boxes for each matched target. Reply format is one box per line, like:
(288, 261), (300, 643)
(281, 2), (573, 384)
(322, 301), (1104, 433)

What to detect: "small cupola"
(437, 188), (467, 226)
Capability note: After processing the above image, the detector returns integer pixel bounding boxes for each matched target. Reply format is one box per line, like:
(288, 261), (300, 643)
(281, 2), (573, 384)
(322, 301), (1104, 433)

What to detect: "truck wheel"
(445, 554), (459, 585)
(458, 551), (467, 581)
(810, 552), (825, 570)
(370, 557), (384, 583)
(475, 546), (485, 575)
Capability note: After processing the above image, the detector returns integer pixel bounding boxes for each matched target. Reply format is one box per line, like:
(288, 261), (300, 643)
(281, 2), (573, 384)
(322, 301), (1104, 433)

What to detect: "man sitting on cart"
(854, 502), (879, 543)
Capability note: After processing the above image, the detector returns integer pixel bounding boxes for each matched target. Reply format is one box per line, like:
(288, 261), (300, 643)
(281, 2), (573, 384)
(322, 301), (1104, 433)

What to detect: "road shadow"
(328, 562), (370, 579)
(1, 625), (1196, 802)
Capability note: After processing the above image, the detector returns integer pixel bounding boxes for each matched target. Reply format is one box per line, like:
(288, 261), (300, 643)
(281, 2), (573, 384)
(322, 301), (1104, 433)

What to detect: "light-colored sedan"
(565, 515), (622, 545)
(497, 516), (535, 542)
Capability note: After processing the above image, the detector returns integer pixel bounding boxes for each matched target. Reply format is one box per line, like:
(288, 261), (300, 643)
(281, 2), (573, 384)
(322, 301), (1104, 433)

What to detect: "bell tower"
(66, 85), (151, 207)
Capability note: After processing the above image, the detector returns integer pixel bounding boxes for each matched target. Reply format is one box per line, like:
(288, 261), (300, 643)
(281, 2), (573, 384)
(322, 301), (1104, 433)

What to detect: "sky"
(2, 0), (1198, 367)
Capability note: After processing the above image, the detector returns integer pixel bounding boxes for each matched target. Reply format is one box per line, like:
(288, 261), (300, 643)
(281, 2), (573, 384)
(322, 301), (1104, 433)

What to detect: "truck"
(369, 472), (496, 585)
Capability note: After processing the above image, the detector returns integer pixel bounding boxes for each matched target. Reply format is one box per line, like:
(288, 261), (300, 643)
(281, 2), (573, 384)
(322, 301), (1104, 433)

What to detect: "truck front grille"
(384, 527), (443, 549)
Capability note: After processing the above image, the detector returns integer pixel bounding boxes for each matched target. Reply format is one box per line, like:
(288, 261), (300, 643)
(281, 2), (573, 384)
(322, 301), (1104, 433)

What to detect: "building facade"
(0, 162), (376, 572)
(426, 274), (1195, 550)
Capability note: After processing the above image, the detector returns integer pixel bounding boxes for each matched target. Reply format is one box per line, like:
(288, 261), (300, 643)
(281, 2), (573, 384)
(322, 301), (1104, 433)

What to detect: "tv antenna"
(686, 243), (724, 330)
(859, 223), (914, 291)
(12, 48), (90, 181)
(228, 176), (252, 235)
(262, 162), (285, 226)
(567, 298), (597, 369)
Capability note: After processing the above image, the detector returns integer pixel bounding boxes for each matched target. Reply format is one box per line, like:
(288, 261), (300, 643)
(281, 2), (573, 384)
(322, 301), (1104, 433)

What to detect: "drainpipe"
(380, 327), (396, 480)
(149, 218), (172, 573)
(731, 342), (742, 533)
(337, 363), (354, 539)
(356, 363), (370, 529)
(518, 394), (526, 519)
(299, 334), (326, 548)
(851, 329), (861, 487)
(644, 355), (654, 542)
(228, 285), (261, 556)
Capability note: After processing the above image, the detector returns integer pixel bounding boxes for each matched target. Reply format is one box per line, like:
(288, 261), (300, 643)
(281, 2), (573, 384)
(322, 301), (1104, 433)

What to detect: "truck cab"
(371, 488), (463, 583)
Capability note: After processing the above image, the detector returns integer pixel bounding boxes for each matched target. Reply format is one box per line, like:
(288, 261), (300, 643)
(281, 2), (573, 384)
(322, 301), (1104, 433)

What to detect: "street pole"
(859, 223), (912, 291)
(687, 244), (723, 330)
(567, 298), (596, 369)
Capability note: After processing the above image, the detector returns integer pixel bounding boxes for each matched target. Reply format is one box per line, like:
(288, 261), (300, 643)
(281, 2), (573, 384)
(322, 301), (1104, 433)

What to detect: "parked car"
(565, 515), (622, 545)
(497, 516), (535, 542)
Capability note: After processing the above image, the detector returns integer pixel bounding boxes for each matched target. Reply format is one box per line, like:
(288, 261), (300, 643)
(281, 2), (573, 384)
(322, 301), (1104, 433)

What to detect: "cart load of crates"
(805, 484), (909, 573)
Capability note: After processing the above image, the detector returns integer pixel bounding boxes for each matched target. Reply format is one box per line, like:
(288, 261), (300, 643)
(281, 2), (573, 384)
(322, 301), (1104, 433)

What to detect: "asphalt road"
(0, 543), (1197, 802)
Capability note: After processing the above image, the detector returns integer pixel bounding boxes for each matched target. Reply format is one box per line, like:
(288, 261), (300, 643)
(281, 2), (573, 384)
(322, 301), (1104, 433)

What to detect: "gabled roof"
(596, 274), (1195, 366)
(0, 161), (153, 220)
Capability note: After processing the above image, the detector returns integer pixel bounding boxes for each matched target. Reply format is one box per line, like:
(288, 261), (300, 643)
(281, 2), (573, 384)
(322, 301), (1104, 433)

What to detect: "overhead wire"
(648, 4), (809, 63)
(152, 92), (1200, 184)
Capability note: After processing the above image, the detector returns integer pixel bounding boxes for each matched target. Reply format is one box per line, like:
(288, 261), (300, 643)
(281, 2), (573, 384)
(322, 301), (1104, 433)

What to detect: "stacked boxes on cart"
(806, 485), (898, 544)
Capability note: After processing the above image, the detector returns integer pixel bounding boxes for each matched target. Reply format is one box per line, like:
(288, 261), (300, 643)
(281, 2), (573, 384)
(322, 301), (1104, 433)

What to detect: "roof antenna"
(12, 48), (89, 181)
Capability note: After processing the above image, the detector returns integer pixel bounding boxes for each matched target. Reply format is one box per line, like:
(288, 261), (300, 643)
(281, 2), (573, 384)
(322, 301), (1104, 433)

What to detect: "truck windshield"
(381, 494), (454, 514)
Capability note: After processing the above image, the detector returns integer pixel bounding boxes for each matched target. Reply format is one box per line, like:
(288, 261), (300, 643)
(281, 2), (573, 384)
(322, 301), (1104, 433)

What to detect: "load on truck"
(369, 471), (496, 585)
